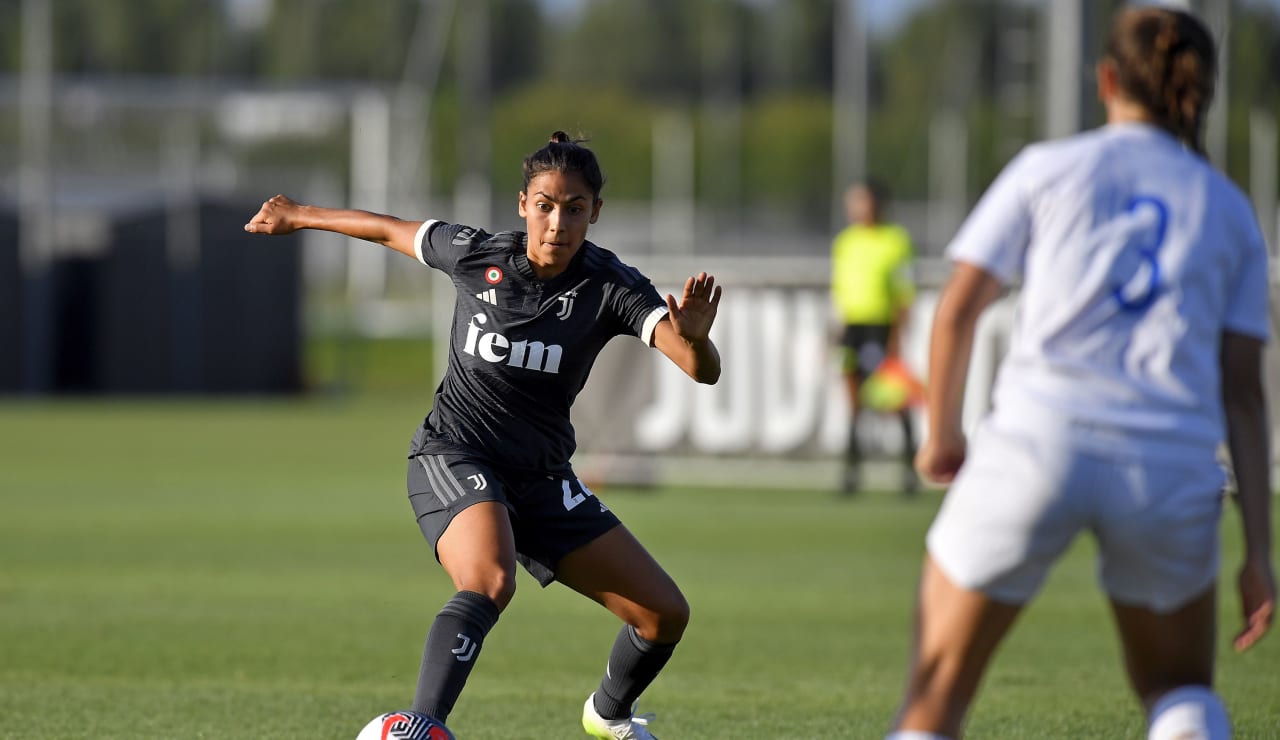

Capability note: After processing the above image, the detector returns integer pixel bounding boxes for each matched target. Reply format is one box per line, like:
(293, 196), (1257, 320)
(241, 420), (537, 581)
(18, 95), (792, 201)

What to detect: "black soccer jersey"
(408, 220), (669, 473)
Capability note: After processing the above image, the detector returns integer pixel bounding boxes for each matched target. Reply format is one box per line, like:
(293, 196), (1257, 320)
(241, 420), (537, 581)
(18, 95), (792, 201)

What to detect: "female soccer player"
(888, 8), (1274, 740)
(245, 132), (722, 740)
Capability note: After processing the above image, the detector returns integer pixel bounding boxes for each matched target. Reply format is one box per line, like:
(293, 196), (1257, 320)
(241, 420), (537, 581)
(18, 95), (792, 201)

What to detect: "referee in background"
(830, 180), (919, 496)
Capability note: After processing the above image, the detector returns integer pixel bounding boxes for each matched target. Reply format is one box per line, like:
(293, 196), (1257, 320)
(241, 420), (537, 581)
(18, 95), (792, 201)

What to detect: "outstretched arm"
(653, 272), (722, 385)
(244, 194), (423, 260)
(1220, 330), (1275, 652)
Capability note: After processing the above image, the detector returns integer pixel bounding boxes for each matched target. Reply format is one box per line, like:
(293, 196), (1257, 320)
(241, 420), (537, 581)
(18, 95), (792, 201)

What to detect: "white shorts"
(926, 415), (1226, 613)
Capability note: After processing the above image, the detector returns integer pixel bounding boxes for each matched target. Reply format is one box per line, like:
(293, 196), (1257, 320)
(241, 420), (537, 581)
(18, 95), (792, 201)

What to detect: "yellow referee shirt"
(830, 223), (916, 326)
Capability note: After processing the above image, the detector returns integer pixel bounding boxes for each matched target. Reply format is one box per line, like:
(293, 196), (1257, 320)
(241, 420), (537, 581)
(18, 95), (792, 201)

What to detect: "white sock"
(1148, 685), (1231, 740)
(886, 732), (953, 740)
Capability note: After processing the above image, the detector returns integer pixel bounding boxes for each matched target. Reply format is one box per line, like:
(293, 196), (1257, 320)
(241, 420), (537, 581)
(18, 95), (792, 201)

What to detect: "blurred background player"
(245, 132), (722, 740)
(830, 180), (920, 495)
(888, 7), (1274, 740)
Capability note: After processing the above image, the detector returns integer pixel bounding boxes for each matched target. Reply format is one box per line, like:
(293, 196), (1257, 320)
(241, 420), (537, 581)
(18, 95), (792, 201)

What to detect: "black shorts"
(406, 453), (621, 587)
(839, 324), (891, 379)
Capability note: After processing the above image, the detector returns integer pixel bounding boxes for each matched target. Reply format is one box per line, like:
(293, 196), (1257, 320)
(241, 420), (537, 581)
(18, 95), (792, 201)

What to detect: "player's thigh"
(926, 420), (1086, 604)
(545, 491), (691, 642)
(556, 525), (685, 610)
(556, 526), (688, 641)
(504, 474), (688, 638)
(1109, 585), (1217, 708)
(407, 454), (518, 602)
(437, 502), (520, 603)
(895, 555), (1024, 735)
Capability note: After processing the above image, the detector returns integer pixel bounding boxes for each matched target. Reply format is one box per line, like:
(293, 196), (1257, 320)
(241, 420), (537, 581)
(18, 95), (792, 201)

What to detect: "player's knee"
(485, 570), (517, 610)
(899, 659), (970, 730)
(635, 592), (690, 643)
(905, 652), (946, 693)
(453, 566), (517, 610)
(1147, 685), (1229, 740)
(662, 592), (691, 637)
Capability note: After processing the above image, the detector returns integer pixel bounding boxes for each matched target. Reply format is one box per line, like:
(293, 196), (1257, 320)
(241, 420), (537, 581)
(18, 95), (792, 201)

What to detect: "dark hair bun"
(523, 130), (606, 200)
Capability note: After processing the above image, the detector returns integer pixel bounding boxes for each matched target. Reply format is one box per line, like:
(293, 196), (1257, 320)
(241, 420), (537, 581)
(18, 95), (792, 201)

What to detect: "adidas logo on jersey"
(475, 288), (498, 305)
(463, 313), (563, 374)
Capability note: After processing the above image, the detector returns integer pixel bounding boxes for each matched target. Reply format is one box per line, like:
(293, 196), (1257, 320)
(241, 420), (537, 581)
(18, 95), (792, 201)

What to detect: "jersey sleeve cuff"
(948, 253), (1013, 286)
(413, 220), (440, 267)
(640, 306), (670, 347)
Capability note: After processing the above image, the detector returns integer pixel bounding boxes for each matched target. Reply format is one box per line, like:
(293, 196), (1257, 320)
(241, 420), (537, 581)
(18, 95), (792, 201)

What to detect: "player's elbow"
(693, 364), (721, 385)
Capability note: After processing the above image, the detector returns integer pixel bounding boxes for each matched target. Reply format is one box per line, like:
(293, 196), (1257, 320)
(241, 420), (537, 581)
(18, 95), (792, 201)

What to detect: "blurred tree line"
(2, 0), (1278, 212)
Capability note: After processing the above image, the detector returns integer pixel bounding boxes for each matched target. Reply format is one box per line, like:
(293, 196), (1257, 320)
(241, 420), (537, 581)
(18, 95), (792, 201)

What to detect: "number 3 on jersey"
(562, 478), (597, 511)
(1112, 195), (1169, 313)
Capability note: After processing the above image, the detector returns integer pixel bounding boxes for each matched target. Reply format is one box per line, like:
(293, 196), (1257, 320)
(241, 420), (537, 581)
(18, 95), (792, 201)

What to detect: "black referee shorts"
(839, 323), (891, 379)
(407, 453), (621, 586)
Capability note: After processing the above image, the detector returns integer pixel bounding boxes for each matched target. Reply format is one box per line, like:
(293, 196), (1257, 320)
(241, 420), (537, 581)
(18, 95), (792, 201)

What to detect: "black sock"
(899, 410), (917, 461)
(411, 591), (500, 722)
(846, 415), (862, 465)
(843, 416), (862, 491)
(593, 625), (678, 721)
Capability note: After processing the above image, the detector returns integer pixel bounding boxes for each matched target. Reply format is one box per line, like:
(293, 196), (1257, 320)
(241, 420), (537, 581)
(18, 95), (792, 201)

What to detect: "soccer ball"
(355, 711), (457, 740)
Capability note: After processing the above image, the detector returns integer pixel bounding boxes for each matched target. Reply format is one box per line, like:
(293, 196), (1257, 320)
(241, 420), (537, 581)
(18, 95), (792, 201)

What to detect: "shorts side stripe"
(416, 455), (458, 507)
(415, 456), (451, 507)
(419, 458), (455, 504)
(422, 455), (459, 504)
(430, 455), (474, 504)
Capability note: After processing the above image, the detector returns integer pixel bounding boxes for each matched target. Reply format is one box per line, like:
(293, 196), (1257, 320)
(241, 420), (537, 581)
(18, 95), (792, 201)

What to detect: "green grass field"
(2, 396), (1278, 739)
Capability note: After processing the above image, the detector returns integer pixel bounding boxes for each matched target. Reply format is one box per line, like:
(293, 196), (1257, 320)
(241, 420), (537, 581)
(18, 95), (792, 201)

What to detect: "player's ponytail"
(1105, 7), (1216, 155)
(522, 131), (607, 201)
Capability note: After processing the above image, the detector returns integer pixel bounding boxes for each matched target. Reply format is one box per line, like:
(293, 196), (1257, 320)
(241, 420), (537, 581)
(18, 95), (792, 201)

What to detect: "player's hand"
(666, 272), (722, 343)
(914, 428), (966, 486)
(1234, 558), (1276, 652)
(244, 194), (305, 235)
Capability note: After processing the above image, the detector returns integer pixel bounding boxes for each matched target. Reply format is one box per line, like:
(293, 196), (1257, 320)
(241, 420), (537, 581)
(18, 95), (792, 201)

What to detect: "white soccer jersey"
(947, 122), (1270, 454)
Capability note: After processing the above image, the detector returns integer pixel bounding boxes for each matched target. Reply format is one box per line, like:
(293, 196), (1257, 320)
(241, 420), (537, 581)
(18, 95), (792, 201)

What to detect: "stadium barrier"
(0, 200), (303, 395)
(0, 213), (19, 392)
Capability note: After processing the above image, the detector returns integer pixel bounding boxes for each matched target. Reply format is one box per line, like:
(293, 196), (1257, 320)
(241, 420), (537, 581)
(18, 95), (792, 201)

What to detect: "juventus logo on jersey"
(555, 290), (577, 320)
(475, 288), (498, 306)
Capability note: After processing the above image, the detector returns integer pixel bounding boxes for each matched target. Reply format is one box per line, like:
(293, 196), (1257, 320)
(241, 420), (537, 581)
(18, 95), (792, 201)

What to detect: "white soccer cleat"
(582, 693), (659, 740)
